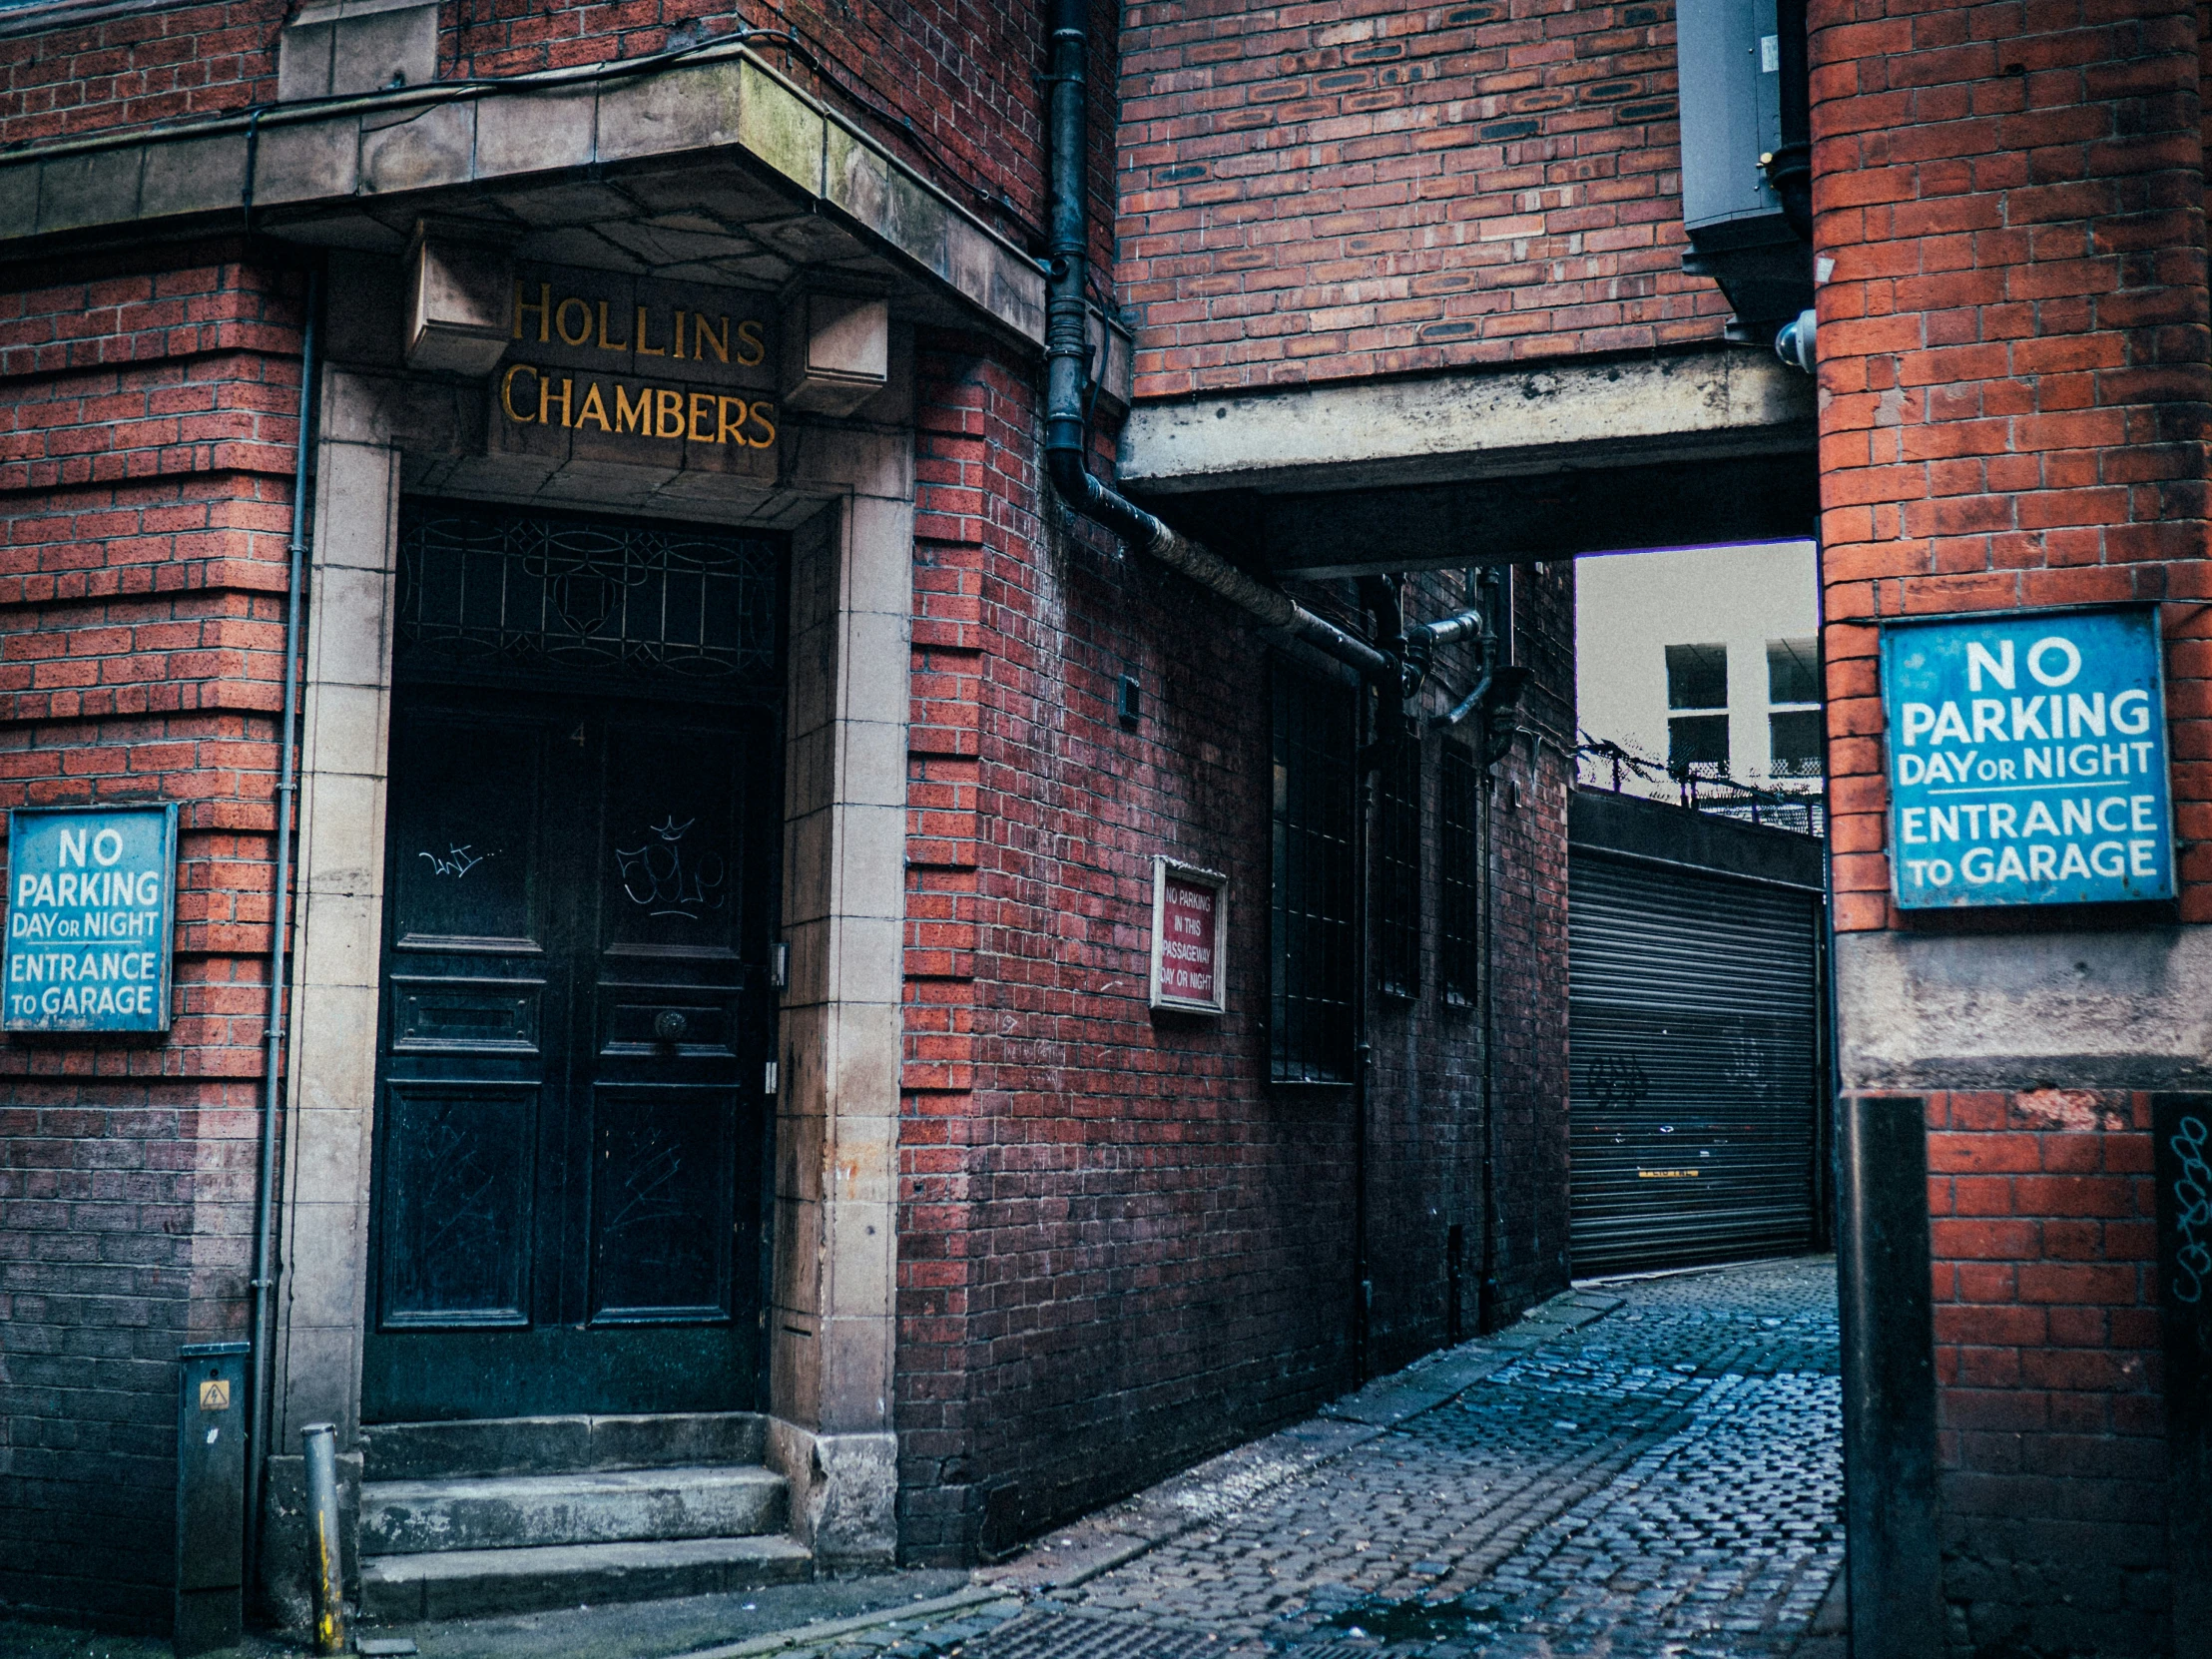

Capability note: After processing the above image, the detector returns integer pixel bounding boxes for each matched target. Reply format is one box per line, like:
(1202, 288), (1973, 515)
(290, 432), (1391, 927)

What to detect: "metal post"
(300, 1422), (346, 1655)
(2152, 1094), (2212, 1659)
(1837, 1097), (1942, 1659)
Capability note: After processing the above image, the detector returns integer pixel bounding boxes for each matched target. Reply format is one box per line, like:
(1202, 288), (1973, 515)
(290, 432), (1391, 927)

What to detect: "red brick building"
(1113, 1), (2210, 1652)
(1807, 3), (2208, 1654)
(0, 0), (2201, 1656)
(0, 0), (1570, 1636)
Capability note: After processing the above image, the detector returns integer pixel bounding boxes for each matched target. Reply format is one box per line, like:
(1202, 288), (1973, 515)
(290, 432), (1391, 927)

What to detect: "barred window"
(1439, 740), (1479, 1006)
(1271, 670), (1358, 1083)
(1376, 738), (1420, 1001)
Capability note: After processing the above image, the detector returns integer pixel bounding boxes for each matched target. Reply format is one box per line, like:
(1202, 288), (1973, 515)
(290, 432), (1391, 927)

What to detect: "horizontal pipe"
(1435, 664), (1494, 730)
(1412, 609), (1483, 652)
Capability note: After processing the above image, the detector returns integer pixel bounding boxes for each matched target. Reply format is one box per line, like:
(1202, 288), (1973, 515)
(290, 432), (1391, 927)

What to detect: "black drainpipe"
(1766, 0), (1813, 244)
(1040, 0), (1485, 1383)
(1038, 0), (1477, 690)
(246, 266), (320, 1575)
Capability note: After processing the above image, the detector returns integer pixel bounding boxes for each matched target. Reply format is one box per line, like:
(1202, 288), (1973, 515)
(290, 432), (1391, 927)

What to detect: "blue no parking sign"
(4, 805), (178, 1031)
(1882, 606), (2172, 908)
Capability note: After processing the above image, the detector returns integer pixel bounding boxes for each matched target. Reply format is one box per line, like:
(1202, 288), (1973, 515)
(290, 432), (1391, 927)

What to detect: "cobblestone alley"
(319, 1259), (1846, 1659)
(863, 1259), (1846, 1659)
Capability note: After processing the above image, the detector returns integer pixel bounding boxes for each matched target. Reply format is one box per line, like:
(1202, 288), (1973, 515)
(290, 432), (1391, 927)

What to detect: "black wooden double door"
(363, 687), (775, 1420)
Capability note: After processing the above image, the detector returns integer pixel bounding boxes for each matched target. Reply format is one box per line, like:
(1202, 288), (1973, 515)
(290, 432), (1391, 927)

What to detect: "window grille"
(1376, 738), (1420, 1001)
(1271, 671), (1357, 1083)
(1768, 711), (1825, 775)
(396, 499), (783, 700)
(1439, 740), (1478, 1006)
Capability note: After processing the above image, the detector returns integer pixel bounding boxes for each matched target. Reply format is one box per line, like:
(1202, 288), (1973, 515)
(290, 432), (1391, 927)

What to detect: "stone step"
(361, 1412), (766, 1481)
(363, 1464), (789, 1554)
(360, 1535), (814, 1623)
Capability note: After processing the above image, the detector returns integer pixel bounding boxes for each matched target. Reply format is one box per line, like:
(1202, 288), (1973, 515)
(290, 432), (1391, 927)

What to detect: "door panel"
(601, 723), (747, 953)
(600, 987), (739, 1057)
(387, 718), (544, 950)
(388, 977), (542, 1054)
(364, 688), (774, 1421)
(590, 1085), (738, 1323)
(376, 1083), (538, 1328)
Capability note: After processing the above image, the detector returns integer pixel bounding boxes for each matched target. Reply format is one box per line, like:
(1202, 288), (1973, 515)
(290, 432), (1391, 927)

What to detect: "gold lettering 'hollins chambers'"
(501, 367), (777, 447)
(497, 277), (779, 451)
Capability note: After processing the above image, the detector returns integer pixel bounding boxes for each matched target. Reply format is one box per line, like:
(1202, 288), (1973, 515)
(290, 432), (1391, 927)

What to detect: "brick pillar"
(1811, 1), (2208, 1652)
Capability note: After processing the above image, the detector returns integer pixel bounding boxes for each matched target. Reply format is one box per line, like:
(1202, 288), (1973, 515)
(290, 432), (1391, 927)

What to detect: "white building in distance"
(1576, 541), (1823, 811)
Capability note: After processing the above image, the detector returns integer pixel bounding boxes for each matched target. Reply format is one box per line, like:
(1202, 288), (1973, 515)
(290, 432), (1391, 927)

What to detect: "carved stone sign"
(491, 268), (780, 473)
(4, 805), (178, 1032)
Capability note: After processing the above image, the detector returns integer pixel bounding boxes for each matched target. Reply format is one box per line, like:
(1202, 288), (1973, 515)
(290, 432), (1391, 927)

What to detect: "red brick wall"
(1924, 1089), (2166, 1656)
(0, 246), (306, 1629)
(893, 333), (1572, 1562)
(1815, 0), (2209, 935)
(1476, 563), (1576, 1320)
(1811, 0), (2204, 1646)
(1115, 0), (1731, 399)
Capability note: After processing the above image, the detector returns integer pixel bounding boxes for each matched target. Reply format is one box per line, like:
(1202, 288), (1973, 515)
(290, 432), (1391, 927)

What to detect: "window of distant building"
(1766, 636), (1823, 777)
(1665, 642), (1729, 771)
(1271, 670), (1357, 1082)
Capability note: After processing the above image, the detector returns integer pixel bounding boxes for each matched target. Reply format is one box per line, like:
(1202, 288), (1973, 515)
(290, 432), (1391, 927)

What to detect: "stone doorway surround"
(256, 251), (917, 1614)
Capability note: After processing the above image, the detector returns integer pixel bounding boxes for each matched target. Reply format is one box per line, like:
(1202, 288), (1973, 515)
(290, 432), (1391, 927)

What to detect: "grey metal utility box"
(1678, 0), (1784, 239)
(175, 1341), (250, 1656)
(1675, 0), (1809, 330)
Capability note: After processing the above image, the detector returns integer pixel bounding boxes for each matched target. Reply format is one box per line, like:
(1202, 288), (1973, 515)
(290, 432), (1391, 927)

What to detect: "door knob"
(654, 1009), (689, 1043)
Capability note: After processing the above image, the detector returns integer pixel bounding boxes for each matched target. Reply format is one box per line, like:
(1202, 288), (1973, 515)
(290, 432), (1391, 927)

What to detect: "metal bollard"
(300, 1422), (347, 1656)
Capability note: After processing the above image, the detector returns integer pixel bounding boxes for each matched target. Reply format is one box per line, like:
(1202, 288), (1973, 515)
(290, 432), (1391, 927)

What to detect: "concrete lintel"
(1118, 350), (1814, 495)
(0, 47), (1043, 349)
(1834, 922), (2212, 1091)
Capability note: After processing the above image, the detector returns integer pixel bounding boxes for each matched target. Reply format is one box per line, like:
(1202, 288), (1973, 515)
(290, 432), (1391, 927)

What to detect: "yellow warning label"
(198, 1379), (231, 1411)
(1636, 1168), (1700, 1180)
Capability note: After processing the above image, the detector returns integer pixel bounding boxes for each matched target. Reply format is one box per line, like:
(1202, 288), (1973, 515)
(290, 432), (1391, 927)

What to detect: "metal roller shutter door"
(1569, 852), (1821, 1275)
